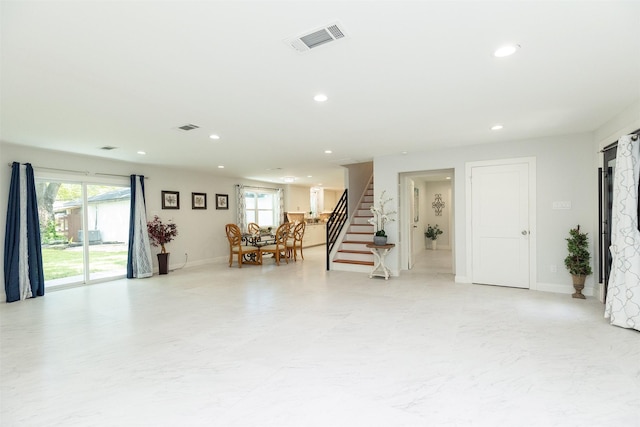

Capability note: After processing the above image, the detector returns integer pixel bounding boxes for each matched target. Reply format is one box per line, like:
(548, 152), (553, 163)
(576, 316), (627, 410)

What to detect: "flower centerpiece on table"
(147, 215), (178, 253)
(425, 224), (443, 240)
(368, 190), (396, 243)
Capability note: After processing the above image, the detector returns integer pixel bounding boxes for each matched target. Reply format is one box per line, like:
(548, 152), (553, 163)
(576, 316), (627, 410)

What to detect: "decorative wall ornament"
(432, 193), (445, 216)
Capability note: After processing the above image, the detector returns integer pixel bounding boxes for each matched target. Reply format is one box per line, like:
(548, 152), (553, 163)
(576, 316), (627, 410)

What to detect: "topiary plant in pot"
(564, 225), (592, 299)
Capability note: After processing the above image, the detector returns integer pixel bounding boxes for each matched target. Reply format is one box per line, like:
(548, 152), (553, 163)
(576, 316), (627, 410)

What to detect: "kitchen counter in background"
(303, 223), (326, 248)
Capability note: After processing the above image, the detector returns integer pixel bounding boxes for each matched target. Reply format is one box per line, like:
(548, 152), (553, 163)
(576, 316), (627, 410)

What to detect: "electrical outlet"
(550, 264), (557, 273)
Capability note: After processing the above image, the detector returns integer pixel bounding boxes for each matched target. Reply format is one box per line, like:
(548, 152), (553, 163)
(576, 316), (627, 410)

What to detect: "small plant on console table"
(368, 190), (396, 245)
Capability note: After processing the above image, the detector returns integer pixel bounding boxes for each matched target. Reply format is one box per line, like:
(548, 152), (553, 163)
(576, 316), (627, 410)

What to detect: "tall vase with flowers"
(368, 190), (397, 245)
(147, 215), (178, 274)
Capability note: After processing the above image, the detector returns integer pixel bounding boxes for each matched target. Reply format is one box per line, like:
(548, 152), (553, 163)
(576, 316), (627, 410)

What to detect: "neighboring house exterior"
(55, 188), (130, 244)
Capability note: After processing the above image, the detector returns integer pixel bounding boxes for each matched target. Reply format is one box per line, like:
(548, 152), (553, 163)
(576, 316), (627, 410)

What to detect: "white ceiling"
(2, 1), (639, 190)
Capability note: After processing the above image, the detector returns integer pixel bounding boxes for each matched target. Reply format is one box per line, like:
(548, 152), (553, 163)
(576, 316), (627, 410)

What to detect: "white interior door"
(410, 180), (417, 269)
(400, 176), (419, 270)
(471, 162), (530, 288)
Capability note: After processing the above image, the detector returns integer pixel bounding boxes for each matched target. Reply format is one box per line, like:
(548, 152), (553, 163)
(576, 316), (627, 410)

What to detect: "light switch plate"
(552, 201), (571, 210)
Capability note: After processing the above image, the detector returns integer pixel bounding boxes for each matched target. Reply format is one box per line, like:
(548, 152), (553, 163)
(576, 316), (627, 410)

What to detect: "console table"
(365, 243), (395, 280)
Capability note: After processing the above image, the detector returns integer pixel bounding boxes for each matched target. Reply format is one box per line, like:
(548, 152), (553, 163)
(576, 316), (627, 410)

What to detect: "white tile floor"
(1, 247), (639, 426)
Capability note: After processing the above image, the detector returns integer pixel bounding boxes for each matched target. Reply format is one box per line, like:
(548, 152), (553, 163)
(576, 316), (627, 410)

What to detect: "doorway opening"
(399, 169), (454, 274)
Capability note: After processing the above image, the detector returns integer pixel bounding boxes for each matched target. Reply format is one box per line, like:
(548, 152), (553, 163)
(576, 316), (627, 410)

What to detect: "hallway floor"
(1, 247), (638, 426)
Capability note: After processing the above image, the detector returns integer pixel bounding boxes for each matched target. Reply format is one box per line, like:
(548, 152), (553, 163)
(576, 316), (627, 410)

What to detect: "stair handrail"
(326, 189), (348, 270)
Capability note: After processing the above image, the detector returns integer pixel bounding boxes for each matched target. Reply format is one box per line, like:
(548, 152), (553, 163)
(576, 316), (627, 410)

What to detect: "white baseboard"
(168, 256), (219, 271)
(535, 281), (594, 297)
(452, 276), (595, 297)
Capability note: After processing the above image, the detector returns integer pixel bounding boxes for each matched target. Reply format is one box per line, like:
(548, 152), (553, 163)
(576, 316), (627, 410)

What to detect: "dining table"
(242, 233), (276, 247)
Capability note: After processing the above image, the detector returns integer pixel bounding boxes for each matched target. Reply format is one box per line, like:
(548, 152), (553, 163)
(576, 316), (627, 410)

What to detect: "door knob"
(521, 230), (529, 235)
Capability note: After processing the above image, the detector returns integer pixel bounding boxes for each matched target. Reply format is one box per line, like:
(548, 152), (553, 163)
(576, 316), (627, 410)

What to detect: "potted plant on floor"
(368, 190), (396, 245)
(425, 224), (443, 250)
(564, 225), (592, 299)
(147, 215), (178, 275)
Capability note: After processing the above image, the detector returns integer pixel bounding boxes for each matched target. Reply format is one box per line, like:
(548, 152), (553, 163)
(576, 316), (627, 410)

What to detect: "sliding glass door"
(36, 177), (130, 288)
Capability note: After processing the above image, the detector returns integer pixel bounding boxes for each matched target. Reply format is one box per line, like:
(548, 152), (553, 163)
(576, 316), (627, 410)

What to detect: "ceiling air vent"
(285, 22), (348, 53)
(177, 123), (200, 131)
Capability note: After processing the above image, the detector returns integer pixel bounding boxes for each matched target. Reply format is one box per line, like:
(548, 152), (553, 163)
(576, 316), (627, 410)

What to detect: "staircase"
(330, 181), (375, 272)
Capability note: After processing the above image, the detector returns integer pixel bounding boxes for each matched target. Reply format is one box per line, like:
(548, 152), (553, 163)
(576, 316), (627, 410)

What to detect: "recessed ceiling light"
(209, 134), (220, 140)
(307, 175), (312, 178)
(401, 151), (408, 155)
(491, 124), (504, 130)
(314, 94), (328, 102)
(218, 165), (225, 169)
(494, 44), (520, 58)
(283, 176), (296, 183)
(137, 151), (146, 155)
(446, 177), (451, 180)
(324, 150), (332, 154)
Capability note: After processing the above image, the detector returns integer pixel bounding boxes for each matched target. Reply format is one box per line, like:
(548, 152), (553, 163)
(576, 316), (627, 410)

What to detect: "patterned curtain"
(605, 134), (640, 331)
(236, 184), (247, 232)
(4, 162), (45, 302)
(126, 175), (153, 278)
(277, 188), (284, 224)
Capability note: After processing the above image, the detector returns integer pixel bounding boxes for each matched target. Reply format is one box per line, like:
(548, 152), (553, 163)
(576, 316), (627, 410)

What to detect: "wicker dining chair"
(247, 222), (260, 235)
(259, 222), (290, 265)
(225, 223), (261, 268)
(286, 221), (306, 261)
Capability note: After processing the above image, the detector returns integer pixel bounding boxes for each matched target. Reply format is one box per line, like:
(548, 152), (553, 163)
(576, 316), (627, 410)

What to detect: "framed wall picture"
(216, 193), (229, 210)
(192, 192), (207, 210)
(162, 191), (180, 209)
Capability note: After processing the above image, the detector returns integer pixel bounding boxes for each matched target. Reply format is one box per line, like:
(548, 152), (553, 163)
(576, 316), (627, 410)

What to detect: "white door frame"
(465, 157), (537, 290)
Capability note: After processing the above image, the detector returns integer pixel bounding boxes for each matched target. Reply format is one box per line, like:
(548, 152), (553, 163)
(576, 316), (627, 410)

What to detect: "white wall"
(0, 142), (285, 300)
(345, 161), (373, 215)
(422, 181), (452, 250)
(375, 132), (597, 295)
(594, 100), (640, 147)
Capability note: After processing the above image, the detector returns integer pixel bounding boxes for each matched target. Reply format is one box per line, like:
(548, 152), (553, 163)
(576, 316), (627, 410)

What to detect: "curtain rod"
(7, 163), (149, 179)
(237, 184), (282, 191)
(599, 132), (639, 153)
